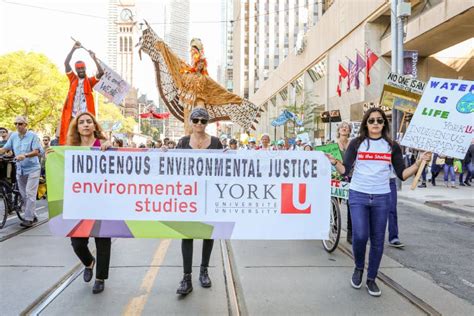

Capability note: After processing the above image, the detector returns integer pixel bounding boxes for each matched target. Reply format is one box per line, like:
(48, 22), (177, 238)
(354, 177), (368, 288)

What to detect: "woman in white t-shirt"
(327, 108), (430, 297)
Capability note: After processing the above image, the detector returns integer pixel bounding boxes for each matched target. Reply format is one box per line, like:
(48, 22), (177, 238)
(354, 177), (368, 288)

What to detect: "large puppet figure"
(138, 24), (263, 131)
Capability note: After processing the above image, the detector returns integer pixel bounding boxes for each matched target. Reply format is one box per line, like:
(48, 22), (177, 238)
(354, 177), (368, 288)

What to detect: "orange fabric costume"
(59, 71), (99, 145)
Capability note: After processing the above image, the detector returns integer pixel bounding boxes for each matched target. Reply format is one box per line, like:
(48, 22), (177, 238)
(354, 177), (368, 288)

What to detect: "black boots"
(177, 267), (212, 295)
(177, 273), (193, 295)
(199, 266), (212, 288)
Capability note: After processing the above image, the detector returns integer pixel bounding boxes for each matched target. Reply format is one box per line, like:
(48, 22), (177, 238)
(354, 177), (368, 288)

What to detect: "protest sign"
(94, 61), (131, 105)
(315, 143), (342, 161)
(401, 77), (474, 159)
(331, 179), (349, 200)
(46, 148), (331, 240)
(297, 132), (310, 144)
(379, 72), (425, 114)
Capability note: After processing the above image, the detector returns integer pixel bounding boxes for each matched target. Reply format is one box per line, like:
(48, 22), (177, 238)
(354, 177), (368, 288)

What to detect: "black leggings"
(181, 239), (214, 274)
(71, 237), (111, 280)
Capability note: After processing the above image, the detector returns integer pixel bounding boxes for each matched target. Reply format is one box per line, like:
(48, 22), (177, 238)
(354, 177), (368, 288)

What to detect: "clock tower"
(116, 0), (136, 86)
(107, 0), (138, 118)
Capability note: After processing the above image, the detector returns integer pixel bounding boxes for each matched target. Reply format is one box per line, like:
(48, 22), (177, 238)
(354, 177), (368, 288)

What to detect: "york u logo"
(281, 183), (311, 214)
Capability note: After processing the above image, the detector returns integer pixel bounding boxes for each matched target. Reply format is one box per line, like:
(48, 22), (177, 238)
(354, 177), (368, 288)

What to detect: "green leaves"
(0, 51), (68, 135)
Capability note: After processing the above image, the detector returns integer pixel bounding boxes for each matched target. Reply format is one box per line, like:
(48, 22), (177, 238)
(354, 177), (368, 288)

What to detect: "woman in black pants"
(65, 112), (112, 294)
(175, 107), (223, 295)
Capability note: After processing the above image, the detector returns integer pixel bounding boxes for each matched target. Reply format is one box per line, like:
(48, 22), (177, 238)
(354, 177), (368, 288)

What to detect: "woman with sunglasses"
(175, 107), (223, 295)
(327, 107), (430, 297)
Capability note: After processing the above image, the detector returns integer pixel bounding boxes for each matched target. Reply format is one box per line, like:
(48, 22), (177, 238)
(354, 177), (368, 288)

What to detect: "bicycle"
(321, 197), (341, 253)
(0, 156), (25, 229)
(321, 180), (349, 253)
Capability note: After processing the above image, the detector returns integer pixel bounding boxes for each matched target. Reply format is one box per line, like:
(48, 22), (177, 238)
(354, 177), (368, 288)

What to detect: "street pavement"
(1, 188), (474, 315)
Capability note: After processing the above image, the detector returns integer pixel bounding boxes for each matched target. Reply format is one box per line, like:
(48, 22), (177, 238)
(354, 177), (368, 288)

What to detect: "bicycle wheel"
(0, 194), (7, 229)
(322, 198), (341, 253)
(13, 192), (25, 221)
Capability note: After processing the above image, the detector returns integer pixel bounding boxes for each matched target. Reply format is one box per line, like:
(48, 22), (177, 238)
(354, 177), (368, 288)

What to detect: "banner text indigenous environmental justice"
(70, 154), (319, 178)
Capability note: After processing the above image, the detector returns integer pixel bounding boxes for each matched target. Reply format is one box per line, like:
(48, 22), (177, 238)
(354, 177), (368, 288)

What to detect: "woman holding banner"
(327, 108), (431, 297)
(175, 107), (223, 295)
(66, 112), (112, 294)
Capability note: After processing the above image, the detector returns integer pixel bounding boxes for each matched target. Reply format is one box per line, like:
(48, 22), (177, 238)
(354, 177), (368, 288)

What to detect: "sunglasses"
(367, 118), (384, 125)
(192, 118), (208, 125)
(14, 122), (25, 126)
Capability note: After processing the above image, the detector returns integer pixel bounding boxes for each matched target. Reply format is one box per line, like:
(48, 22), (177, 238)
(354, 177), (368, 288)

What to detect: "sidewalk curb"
(398, 195), (473, 218)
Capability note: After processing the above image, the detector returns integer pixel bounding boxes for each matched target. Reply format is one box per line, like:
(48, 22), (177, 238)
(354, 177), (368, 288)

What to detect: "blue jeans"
(460, 162), (473, 183)
(443, 165), (455, 184)
(388, 179), (399, 242)
(349, 189), (390, 280)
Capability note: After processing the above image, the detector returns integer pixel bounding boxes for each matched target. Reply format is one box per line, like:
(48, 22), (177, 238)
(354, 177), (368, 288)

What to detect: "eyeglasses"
(192, 118), (208, 125)
(14, 122), (25, 126)
(367, 118), (384, 125)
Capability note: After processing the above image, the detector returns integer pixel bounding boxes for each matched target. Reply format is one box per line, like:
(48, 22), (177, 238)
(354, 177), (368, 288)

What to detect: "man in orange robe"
(59, 41), (104, 145)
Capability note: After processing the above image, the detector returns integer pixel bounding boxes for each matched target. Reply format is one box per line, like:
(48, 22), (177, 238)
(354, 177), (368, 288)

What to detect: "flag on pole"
(337, 63), (348, 97)
(355, 52), (366, 89)
(347, 58), (356, 91)
(366, 45), (379, 85)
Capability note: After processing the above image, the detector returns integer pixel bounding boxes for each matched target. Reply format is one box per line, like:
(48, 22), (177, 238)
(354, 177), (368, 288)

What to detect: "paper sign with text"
(380, 72), (425, 114)
(47, 148), (331, 240)
(94, 61), (131, 105)
(400, 77), (474, 159)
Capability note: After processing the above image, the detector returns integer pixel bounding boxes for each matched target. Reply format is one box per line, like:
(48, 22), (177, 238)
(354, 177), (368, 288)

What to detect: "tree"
(0, 51), (68, 135)
(96, 96), (136, 135)
(140, 119), (161, 140)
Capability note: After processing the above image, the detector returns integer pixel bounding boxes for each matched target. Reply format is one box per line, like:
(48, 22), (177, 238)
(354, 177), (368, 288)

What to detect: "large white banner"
(401, 77), (474, 159)
(63, 150), (331, 240)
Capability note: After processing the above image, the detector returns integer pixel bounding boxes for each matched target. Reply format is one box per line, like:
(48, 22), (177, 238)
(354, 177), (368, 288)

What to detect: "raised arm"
(89, 51), (104, 79)
(65, 41), (81, 73)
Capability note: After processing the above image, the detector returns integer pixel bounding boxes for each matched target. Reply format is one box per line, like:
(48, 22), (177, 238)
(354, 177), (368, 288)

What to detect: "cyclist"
(0, 116), (43, 227)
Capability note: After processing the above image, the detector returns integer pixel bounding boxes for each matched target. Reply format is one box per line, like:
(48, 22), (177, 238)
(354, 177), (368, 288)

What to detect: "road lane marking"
(122, 239), (171, 316)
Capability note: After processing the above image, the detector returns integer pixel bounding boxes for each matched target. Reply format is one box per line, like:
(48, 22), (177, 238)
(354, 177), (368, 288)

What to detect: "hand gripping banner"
(46, 148), (331, 240)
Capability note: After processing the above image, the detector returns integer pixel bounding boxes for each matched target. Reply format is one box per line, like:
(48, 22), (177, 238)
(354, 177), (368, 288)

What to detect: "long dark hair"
(355, 107), (392, 150)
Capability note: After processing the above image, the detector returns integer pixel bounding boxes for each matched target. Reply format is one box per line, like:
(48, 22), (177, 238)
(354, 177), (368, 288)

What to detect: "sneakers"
(465, 181), (471, 187)
(351, 268), (363, 289)
(418, 183), (427, 188)
(389, 240), (405, 248)
(20, 220), (33, 228)
(460, 182), (466, 187)
(366, 279), (381, 297)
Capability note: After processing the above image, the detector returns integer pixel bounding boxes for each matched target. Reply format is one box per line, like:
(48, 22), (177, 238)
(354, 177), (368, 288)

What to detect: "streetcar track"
(19, 236), (443, 316)
(221, 240), (243, 316)
(337, 241), (442, 316)
(0, 219), (48, 242)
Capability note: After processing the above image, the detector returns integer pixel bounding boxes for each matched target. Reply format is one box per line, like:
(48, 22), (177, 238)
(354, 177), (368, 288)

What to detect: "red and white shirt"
(343, 137), (405, 194)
